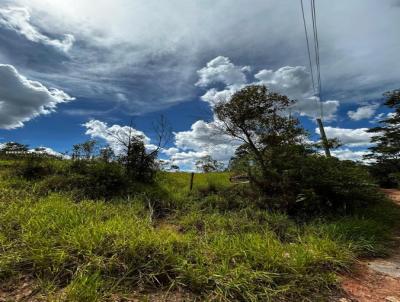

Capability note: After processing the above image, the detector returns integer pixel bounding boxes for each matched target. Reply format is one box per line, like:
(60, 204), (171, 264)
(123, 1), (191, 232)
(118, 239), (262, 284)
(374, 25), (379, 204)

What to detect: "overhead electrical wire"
(300, 0), (316, 96)
(311, 0), (324, 118)
(300, 0), (331, 157)
(300, 0), (324, 119)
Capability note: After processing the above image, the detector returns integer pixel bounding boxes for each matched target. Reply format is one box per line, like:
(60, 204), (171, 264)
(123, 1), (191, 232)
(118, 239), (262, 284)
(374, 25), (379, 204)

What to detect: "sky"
(0, 0), (399, 170)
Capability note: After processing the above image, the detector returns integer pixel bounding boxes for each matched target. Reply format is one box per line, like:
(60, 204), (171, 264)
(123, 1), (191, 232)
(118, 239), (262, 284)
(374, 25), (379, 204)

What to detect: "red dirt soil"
(340, 189), (400, 302)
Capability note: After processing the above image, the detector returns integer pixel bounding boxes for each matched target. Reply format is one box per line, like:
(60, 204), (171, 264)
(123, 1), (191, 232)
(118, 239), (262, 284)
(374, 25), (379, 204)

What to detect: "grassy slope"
(0, 160), (399, 301)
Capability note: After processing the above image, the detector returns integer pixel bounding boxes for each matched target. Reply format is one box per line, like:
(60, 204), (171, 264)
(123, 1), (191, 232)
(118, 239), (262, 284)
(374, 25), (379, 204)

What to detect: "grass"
(0, 159), (399, 301)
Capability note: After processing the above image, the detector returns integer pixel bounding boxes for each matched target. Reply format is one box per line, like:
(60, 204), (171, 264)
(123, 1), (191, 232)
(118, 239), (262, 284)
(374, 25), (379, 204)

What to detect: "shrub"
(79, 161), (127, 199)
(390, 172), (400, 188)
(235, 154), (383, 217)
(368, 159), (400, 188)
(288, 156), (383, 216)
(14, 156), (57, 180)
(37, 161), (128, 200)
(198, 185), (258, 212)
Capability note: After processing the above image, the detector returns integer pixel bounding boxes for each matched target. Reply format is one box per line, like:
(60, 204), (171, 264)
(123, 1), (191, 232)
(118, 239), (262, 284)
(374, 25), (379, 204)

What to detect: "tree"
(366, 89), (400, 161)
(71, 144), (82, 160)
(109, 116), (172, 182)
(82, 140), (97, 160)
(195, 155), (224, 173)
(0, 142), (28, 152)
(214, 85), (308, 194)
(99, 145), (115, 162)
(72, 140), (97, 160)
(365, 89), (400, 187)
(170, 164), (180, 171)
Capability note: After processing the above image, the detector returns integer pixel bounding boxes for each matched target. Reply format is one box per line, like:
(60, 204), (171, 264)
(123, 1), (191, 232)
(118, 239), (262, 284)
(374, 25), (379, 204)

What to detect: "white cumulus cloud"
(196, 56), (249, 87)
(29, 146), (67, 158)
(330, 148), (368, 161)
(316, 126), (374, 147)
(0, 64), (74, 129)
(293, 97), (339, 121)
(164, 120), (241, 170)
(83, 119), (156, 155)
(347, 103), (379, 121)
(198, 57), (340, 120)
(255, 66), (311, 98)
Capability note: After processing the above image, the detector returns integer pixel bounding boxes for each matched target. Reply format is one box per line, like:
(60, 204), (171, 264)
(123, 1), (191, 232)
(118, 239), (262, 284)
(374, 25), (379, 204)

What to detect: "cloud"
(370, 112), (395, 124)
(83, 119), (156, 155)
(316, 126), (374, 147)
(255, 66), (339, 120)
(255, 66), (311, 98)
(174, 120), (238, 150)
(196, 56), (249, 87)
(0, 64), (74, 129)
(293, 98), (339, 121)
(29, 146), (67, 158)
(198, 57), (340, 120)
(163, 120), (241, 170)
(391, 0), (400, 7)
(0, 6), (74, 52)
(1, 1), (399, 114)
(347, 103), (379, 121)
(200, 86), (238, 107)
(82, 119), (374, 172)
(63, 108), (114, 117)
(330, 148), (368, 161)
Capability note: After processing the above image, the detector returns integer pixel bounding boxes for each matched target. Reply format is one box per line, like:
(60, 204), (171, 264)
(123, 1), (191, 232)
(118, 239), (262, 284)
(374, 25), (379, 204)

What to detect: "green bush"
(390, 172), (400, 188)
(244, 154), (383, 217)
(198, 185), (258, 212)
(37, 161), (128, 200)
(15, 156), (57, 180)
(368, 159), (400, 188)
(290, 156), (383, 216)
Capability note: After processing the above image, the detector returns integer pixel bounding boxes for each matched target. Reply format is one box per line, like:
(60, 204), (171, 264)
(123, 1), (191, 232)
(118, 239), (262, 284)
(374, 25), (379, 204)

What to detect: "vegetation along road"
(0, 87), (399, 301)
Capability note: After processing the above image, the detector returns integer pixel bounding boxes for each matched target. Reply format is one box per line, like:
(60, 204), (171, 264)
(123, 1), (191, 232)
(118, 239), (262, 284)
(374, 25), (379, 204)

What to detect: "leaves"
(365, 89), (400, 162)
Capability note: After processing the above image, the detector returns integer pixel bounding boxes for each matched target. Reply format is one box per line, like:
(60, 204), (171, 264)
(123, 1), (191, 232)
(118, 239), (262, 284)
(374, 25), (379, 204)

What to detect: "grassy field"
(0, 159), (399, 301)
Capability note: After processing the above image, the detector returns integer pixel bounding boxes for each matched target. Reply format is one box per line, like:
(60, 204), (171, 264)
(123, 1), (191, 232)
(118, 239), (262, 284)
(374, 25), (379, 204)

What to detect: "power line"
(311, 0), (323, 118)
(300, 0), (316, 96)
(299, 0), (331, 157)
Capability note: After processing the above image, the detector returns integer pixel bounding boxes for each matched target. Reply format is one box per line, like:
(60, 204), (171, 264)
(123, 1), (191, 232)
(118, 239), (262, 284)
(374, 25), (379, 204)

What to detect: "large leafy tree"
(214, 85), (309, 195)
(365, 89), (400, 187)
(215, 85), (381, 214)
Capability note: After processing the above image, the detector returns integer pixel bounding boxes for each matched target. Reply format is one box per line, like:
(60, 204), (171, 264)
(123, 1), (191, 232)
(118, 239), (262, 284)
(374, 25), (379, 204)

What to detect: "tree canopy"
(214, 85), (309, 195)
(0, 142), (29, 152)
(366, 89), (400, 161)
(365, 89), (400, 187)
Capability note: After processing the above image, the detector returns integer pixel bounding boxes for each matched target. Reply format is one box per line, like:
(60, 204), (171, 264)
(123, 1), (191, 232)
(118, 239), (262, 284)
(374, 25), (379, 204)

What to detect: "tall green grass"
(0, 159), (399, 301)
(1, 192), (398, 300)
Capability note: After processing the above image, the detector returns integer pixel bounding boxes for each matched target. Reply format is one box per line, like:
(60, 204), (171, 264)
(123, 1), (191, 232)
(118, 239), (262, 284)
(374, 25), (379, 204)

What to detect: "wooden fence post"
(189, 172), (194, 191)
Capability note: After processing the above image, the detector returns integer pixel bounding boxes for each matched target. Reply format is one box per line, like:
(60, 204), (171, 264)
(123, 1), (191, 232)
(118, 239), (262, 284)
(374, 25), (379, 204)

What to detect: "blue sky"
(0, 0), (399, 169)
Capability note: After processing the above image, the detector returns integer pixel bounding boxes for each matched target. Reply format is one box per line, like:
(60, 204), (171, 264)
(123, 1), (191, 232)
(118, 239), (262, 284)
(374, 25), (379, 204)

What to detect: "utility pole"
(316, 118), (331, 157)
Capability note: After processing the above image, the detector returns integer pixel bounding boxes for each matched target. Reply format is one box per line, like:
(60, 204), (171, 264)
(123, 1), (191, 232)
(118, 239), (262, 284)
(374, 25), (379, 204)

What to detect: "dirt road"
(340, 189), (400, 302)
